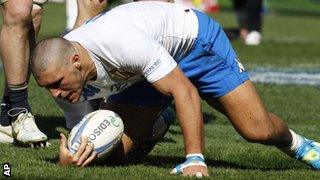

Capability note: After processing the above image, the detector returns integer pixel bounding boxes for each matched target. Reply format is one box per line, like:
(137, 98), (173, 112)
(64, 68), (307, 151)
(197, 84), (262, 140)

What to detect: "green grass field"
(1, 0), (320, 179)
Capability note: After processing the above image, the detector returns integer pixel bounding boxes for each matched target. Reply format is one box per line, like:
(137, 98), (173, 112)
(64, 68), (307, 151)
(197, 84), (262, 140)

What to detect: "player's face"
(37, 64), (84, 103)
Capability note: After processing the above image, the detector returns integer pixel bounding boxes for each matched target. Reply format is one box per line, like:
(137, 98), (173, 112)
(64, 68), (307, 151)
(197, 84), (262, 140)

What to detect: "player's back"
(67, 1), (198, 60)
(105, 2), (198, 38)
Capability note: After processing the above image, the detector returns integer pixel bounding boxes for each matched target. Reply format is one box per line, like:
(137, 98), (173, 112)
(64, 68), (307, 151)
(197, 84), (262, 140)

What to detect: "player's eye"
(47, 78), (63, 89)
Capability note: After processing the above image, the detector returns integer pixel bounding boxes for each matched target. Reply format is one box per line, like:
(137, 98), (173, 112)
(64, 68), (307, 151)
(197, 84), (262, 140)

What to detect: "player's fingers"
(75, 136), (89, 158)
(76, 143), (94, 166)
(182, 166), (208, 177)
(82, 151), (98, 167)
(59, 133), (68, 151)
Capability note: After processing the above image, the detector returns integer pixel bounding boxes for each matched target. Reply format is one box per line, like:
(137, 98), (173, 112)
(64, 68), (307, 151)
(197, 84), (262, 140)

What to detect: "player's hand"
(170, 154), (209, 178)
(58, 133), (97, 167)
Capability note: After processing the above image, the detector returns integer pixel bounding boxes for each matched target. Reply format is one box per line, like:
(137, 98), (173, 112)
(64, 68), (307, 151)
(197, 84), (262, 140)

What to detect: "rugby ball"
(68, 110), (124, 158)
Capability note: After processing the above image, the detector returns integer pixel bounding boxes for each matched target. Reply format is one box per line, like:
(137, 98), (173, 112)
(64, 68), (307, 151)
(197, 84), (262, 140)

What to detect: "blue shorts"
(108, 10), (249, 108)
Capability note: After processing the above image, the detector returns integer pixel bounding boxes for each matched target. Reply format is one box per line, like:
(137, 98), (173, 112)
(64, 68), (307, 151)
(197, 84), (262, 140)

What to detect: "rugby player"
(30, 1), (320, 176)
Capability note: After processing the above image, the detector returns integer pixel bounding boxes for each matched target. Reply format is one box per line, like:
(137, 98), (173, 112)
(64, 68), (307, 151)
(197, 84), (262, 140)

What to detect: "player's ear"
(71, 54), (81, 69)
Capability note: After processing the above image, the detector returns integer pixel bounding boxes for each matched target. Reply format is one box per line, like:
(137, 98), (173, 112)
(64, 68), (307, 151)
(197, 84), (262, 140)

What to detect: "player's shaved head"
(31, 37), (75, 79)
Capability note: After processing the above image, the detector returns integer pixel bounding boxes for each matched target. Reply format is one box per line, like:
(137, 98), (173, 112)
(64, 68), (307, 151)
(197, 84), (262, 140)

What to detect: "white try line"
(249, 67), (320, 86)
(1, 64), (320, 86)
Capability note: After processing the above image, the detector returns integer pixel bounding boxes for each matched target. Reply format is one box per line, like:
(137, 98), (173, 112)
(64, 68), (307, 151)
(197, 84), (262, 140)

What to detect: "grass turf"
(1, 0), (320, 179)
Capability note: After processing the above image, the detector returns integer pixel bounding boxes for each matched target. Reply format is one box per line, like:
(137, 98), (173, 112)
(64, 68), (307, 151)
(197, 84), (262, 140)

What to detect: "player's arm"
(152, 67), (208, 177)
(152, 67), (203, 155)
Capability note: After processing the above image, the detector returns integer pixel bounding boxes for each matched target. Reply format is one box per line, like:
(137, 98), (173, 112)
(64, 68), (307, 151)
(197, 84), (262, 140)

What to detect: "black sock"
(246, 0), (263, 32)
(7, 83), (31, 122)
(0, 83), (11, 126)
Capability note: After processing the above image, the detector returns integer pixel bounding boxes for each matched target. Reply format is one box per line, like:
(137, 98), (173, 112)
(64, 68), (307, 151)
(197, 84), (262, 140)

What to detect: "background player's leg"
(0, 0), (47, 145)
(73, 0), (107, 29)
(66, 0), (77, 31)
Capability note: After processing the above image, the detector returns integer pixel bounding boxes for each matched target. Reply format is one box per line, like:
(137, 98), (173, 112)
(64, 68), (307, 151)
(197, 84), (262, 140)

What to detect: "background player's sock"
(1, 83), (12, 126)
(7, 83), (32, 122)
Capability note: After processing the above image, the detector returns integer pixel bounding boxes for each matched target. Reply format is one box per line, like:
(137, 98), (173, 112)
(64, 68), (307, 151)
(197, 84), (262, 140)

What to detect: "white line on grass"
(1, 65), (320, 86)
(250, 67), (320, 86)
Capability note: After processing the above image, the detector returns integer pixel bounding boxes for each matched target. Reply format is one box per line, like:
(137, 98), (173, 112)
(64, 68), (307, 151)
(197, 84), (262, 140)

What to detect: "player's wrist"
(171, 153), (207, 175)
(185, 153), (205, 165)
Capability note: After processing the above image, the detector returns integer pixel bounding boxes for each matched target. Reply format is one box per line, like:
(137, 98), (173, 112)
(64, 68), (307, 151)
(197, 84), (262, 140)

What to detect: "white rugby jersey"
(64, 1), (198, 101)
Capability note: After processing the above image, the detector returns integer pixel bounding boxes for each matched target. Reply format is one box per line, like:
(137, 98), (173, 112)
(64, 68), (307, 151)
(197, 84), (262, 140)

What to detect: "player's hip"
(176, 10), (249, 98)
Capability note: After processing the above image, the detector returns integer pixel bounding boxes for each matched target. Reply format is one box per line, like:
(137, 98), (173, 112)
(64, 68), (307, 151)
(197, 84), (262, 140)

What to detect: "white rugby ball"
(68, 110), (124, 158)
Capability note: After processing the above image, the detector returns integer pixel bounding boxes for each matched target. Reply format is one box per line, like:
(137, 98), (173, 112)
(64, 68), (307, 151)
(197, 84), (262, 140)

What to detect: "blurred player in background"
(0, 0), (48, 147)
(73, 0), (108, 29)
(233, 0), (264, 45)
(31, 1), (320, 177)
(175, 0), (219, 13)
(66, 0), (77, 31)
(66, 0), (219, 31)
(66, 0), (108, 31)
(0, 0), (109, 147)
